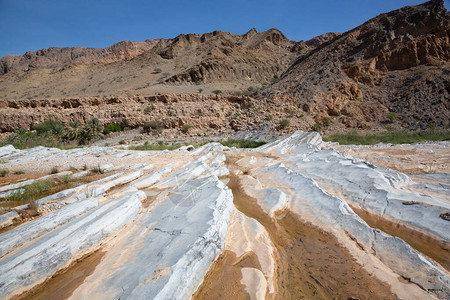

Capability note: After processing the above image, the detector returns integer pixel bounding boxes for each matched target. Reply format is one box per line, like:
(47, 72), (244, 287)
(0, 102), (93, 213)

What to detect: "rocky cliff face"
(262, 0), (449, 130)
(0, 94), (319, 134)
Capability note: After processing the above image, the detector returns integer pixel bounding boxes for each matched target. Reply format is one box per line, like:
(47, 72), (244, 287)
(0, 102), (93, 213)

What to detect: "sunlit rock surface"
(0, 131), (448, 299)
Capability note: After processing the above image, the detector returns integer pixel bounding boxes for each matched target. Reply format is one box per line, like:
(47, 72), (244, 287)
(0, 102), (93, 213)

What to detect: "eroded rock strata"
(0, 132), (448, 299)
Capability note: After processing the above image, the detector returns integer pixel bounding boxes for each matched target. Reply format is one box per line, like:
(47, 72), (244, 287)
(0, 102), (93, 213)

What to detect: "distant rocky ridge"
(0, 0), (448, 133)
(0, 40), (161, 75)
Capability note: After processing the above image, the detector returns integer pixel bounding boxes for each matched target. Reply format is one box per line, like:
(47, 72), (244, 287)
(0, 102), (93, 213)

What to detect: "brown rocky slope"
(0, 29), (335, 100)
(0, 0), (448, 134)
(262, 0), (449, 130)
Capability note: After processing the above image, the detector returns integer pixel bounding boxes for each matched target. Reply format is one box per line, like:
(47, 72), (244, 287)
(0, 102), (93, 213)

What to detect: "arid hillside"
(0, 29), (336, 100)
(262, 0), (450, 130)
(0, 0), (448, 133)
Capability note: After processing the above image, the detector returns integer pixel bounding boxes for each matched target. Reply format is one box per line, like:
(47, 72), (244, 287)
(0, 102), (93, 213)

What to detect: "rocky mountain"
(0, 28), (327, 101)
(262, 0), (449, 130)
(0, 40), (160, 75)
(0, 0), (448, 133)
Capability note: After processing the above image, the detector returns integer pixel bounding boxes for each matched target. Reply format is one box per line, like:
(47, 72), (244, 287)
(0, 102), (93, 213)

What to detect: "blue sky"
(0, 0), (448, 58)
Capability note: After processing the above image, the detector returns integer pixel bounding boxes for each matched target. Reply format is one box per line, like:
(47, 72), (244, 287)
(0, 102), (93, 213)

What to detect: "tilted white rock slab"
(71, 176), (234, 300)
(265, 163), (450, 293)
(239, 175), (287, 218)
(226, 211), (276, 295)
(157, 161), (210, 188)
(0, 145), (18, 158)
(0, 211), (18, 229)
(157, 153), (228, 188)
(190, 142), (224, 155)
(0, 191), (144, 299)
(86, 170), (144, 198)
(131, 167), (172, 189)
(0, 198), (99, 258)
(288, 148), (450, 241)
(256, 130), (322, 154)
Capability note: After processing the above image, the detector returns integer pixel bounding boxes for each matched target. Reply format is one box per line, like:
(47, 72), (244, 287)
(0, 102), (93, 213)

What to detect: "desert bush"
(181, 125), (192, 133)
(119, 140), (126, 145)
(0, 169), (8, 177)
(90, 165), (104, 174)
(143, 121), (163, 133)
(312, 123), (322, 132)
(32, 120), (64, 136)
(66, 121), (82, 140)
(387, 112), (397, 123)
(212, 90), (222, 97)
(80, 118), (103, 143)
(3, 180), (55, 203)
(13, 170), (25, 175)
(321, 117), (331, 127)
(279, 119), (290, 128)
(103, 123), (122, 134)
(15, 128), (27, 135)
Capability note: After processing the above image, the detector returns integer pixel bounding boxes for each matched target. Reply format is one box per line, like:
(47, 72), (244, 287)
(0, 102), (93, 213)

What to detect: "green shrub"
(32, 120), (64, 136)
(13, 170), (25, 175)
(198, 88), (203, 93)
(181, 125), (192, 134)
(143, 121), (163, 133)
(119, 140), (126, 145)
(66, 121), (82, 140)
(387, 112), (397, 123)
(312, 123), (322, 131)
(81, 118), (103, 142)
(15, 128), (27, 135)
(321, 117), (331, 127)
(103, 123), (122, 134)
(2, 179), (56, 204)
(279, 119), (290, 128)
(212, 90), (222, 96)
(0, 169), (8, 177)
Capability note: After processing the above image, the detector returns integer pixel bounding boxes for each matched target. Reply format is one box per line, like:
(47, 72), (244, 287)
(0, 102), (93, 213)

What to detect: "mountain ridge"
(0, 0), (448, 133)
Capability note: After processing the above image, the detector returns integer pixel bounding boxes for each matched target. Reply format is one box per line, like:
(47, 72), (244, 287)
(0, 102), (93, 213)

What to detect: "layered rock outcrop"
(0, 132), (448, 299)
